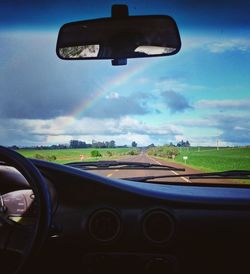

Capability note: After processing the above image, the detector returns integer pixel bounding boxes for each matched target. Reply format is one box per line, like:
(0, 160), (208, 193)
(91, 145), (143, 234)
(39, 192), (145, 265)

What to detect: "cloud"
(221, 127), (250, 144)
(156, 78), (203, 92)
(117, 116), (181, 136)
(0, 116), (182, 147)
(105, 92), (119, 99)
(196, 99), (250, 110)
(206, 39), (250, 53)
(29, 116), (181, 137)
(0, 119), (46, 146)
(176, 118), (217, 128)
(0, 32), (92, 119)
(83, 94), (149, 118)
(213, 114), (250, 144)
(177, 114), (250, 145)
(182, 35), (250, 53)
(161, 91), (192, 113)
(0, 32), (154, 120)
(136, 77), (150, 85)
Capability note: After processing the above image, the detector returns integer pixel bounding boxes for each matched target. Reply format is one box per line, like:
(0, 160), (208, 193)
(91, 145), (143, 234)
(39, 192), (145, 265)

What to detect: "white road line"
(148, 156), (191, 183)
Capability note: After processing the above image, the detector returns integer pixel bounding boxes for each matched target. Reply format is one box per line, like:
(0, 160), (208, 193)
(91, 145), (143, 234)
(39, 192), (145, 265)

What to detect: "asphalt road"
(88, 152), (237, 185)
(88, 152), (191, 184)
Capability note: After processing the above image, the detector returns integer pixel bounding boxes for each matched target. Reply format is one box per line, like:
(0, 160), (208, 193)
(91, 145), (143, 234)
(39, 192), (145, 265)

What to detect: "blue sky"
(0, 0), (250, 147)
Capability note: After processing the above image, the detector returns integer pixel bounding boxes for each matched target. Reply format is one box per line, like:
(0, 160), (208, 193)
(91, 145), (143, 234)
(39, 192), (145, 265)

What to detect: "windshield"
(1, 0), (249, 185)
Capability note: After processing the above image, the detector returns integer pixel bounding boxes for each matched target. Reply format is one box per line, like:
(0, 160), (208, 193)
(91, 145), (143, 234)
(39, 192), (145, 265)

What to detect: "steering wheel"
(0, 146), (52, 273)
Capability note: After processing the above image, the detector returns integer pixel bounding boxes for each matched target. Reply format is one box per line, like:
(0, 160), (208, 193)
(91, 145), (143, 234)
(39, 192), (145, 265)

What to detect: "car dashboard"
(1, 160), (250, 274)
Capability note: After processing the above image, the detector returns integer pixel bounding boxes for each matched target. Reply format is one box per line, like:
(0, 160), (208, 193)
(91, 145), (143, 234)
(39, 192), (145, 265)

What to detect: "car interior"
(1, 1), (250, 274)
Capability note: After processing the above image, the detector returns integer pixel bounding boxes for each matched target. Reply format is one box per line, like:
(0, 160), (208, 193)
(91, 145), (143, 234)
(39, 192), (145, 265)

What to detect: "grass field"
(170, 147), (250, 172)
(17, 148), (136, 164)
(16, 146), (250, 183)
(149, 146), (250, 184)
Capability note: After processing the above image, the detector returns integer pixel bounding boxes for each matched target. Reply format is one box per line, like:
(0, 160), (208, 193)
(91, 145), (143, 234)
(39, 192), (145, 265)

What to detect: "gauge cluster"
(2, 190), (37, 224)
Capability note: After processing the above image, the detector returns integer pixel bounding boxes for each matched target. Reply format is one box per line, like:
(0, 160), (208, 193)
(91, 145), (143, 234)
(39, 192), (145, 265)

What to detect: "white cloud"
(175, 135), (185, 142)
(2, 113), (249, 147)
(195, 99), (250, 109)
(105, 92), (119, 99)
(182, 35), (250, 53)
(207, 39), (250, 53)
(113, 133), (152, 146)
(176, 118), (217, 128)
(176, 113), (250, 145)
(136, 77), (149, 84)
(156, 79), (203, 92)
(0, 116), (182, 147)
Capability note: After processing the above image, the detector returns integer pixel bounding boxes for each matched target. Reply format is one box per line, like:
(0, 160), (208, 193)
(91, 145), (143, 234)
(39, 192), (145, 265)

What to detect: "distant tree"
(99, 142), (106, 148)
(9, 145), (19, 150)
(105, 141), (109, 148)
(70, 140), (79, 148)
(185, 140), (190, 147)
(132, 141), (137, 148)
(109, 140), (116, 148)
(79, 141), (87, 148)
(92, 141), (106, 148)
(177, 140), (191, 147)
(70, 139), (88, 148)
(104, 141), (115, 148)
(176, 140), (183, 147)
(49, 144), (67, 149)
(147, 143), (155, 148)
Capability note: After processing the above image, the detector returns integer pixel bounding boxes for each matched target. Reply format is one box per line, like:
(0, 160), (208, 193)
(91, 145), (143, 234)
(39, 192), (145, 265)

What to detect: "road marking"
(107, 169), (119, 177)
(149, 156), (191, 183)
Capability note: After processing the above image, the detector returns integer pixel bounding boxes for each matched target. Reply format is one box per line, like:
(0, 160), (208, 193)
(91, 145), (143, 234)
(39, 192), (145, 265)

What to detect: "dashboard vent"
(142, 210), (175, 244)
(88, 209), (121, 242)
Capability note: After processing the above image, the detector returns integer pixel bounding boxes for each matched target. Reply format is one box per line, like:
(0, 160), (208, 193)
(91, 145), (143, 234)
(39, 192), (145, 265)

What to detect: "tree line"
(70, 140), (118, 149)
(10, 139), (138, 150)
(9, 139), (190, 150)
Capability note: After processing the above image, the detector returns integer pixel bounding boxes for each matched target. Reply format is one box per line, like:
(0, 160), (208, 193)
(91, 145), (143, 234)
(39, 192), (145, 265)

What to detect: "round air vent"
(88, 209), (121, 242)
(142, 210), (175, 244)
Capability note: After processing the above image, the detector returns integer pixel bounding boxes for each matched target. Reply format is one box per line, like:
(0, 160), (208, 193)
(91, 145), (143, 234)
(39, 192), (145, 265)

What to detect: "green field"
(16, 147), (250, 183)
(171, 147), (250, 172)
(149, 146), (250, 184)
(17, 147), (136, 164)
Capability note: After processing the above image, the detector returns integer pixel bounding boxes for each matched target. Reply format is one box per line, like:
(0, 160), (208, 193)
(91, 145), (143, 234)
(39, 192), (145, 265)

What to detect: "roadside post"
(183, 156), (188, 165)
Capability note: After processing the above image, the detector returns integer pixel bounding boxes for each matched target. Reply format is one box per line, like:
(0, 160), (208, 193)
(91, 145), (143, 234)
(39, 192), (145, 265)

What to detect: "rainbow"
(61, 58), (161, 131)
(71, 60), (153, 120)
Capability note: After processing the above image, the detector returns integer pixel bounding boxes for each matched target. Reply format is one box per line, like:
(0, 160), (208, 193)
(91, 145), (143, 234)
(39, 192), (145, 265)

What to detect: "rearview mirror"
(56, 5), (181, 65)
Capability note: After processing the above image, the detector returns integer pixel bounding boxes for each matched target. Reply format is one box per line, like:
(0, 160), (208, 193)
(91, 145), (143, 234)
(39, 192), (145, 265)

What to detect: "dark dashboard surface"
(2, 160), (250, 274)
